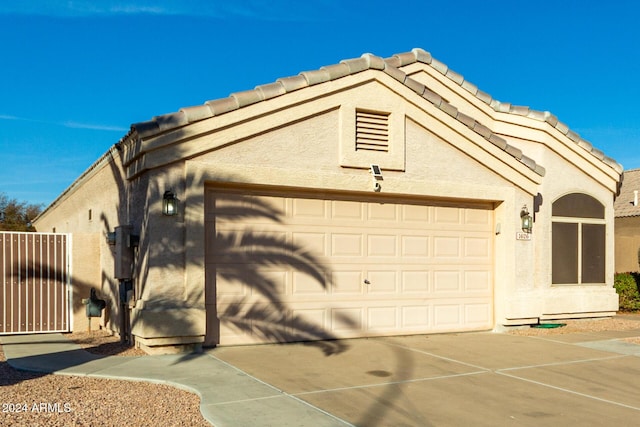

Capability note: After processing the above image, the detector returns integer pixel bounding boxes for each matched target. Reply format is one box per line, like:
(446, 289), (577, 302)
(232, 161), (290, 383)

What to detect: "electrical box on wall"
(114, 225), (138, 280)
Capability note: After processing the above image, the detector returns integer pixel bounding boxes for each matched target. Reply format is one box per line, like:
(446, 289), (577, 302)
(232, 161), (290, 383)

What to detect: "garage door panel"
(211, 230), (291, 260)
(402, 305), (430, 329)
(368, 306), (398, 330)
(290, 308), (329, 340)
(465, 208), (492, 225)
(434, 206), (462, 224)
(331, 307), (364, 333)
(367, 234), (398, 257)
(402, 204), (430, 222)
(332, 271), (364, 294)
(205, 188), (493, 346)
(465, 303), (492, 325)
(401, 271), (430, 292)
(464, 271), (491, 292)
(210, 195), (285, 225)
(464, 237), (491, 258)
(291, 232), (326, 256)
(433, 304), (462, 328)
(292, 270), (329, 295)
(367, 203), (397, 221)
(218, 302), (291, 345)
(365, 270), (397, 293)
(433, 271), (461, 292)
(331, 200), (364, 219)
(433, 236), (461, 257)
(331, 234), (363, 256)
(292, 198), (326, 218)
(401, 235), (430, 257)
(214, 266), (290, 297)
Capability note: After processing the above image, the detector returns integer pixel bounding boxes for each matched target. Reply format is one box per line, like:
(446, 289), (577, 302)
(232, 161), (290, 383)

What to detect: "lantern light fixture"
(162, 190), (178, 216)
(520, 205), (533, 234)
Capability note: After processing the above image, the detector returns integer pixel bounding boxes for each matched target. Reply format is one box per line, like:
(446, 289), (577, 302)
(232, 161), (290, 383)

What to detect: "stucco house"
(614, 168), (640, 272)
(34, 48), (622, 354)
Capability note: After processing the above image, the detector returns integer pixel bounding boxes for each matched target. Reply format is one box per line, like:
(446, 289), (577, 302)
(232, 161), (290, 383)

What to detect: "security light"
(370, 164), (383, 192)
(370, 164), (383, 180)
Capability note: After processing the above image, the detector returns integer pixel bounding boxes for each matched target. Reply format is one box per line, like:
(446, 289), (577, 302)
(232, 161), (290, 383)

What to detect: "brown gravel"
(65, 330), (147, 357)
(0, 330), (212, 427)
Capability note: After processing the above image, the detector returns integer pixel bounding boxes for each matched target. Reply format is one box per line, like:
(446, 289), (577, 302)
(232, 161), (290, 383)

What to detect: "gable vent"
(356, 110), (389, 152)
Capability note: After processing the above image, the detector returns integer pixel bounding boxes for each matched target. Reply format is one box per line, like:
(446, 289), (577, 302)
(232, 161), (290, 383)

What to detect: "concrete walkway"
(1, 334), (349, 426)
(5, 322), (640, 426)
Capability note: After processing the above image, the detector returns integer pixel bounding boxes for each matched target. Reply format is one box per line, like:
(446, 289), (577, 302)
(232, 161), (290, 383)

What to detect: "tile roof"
(124, 48), (624, 177)
(614, 168), (640, 217)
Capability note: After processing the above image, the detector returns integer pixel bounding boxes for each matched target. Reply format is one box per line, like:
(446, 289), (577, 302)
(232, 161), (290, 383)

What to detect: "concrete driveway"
(209, 328), (640, 426)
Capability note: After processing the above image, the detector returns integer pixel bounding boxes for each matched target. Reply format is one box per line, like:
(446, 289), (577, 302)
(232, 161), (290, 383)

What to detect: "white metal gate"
(0, 232), (71, 334)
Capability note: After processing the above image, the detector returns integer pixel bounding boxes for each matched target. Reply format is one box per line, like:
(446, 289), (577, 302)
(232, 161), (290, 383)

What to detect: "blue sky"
(1, 1), (639, 206)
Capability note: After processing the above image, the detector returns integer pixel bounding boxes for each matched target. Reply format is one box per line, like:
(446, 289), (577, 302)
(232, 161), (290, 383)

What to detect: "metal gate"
(0, 232), (71, 334)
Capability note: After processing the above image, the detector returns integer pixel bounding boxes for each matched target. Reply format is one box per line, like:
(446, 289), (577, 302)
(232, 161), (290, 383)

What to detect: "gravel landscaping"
(507, 313), (640, 337)
(3, 315), (640, 426)
(0, 330), (211, 427)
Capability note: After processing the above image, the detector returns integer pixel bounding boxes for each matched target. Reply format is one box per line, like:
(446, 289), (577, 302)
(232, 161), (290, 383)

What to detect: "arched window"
(552, 193), (605, 284)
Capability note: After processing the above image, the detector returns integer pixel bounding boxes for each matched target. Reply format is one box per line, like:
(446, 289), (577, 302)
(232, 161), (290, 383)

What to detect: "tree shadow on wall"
(207, 191), (357, 356)
(69, 129), (358, 357)
(207, 191), (421, 424)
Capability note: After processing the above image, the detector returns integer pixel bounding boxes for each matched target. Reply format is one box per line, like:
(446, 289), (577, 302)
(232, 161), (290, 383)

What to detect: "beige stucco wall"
(182, 96), (534, 333)
(403, 60), (618, 319)
(34, 149), (131, 335)
(496, 133), (618, 319)
(68, 233), (102, 331)
(130, 163), (206, 352)
(33, 61), (621, 352)
(131, 72), (617, 348)
(615, 216), (640, 273)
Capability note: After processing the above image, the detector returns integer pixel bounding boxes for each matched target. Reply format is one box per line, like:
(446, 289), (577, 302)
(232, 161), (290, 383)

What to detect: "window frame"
(551, 215), (606, 285)
(551, 193), (606, 286)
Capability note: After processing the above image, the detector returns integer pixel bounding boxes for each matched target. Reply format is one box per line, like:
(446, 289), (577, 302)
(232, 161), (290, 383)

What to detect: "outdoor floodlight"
(370, 164), (383, 192)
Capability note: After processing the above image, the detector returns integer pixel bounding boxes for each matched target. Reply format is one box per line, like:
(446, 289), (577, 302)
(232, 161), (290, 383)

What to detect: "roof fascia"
(127, 71), (541, 195)
(400, 61), (497, 124)
(398, 54), (622, 180)
(34, 145), (119, 222)
(492, 116), (620, 190)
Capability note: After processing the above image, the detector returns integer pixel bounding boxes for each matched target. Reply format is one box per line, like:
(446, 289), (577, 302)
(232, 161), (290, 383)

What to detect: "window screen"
(581, 223), (605, 283)
(551, 193), (606, 285)
(552, 222), (578, 284)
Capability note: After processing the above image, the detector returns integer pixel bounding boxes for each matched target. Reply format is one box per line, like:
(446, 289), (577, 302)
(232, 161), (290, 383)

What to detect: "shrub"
(614, 272), (640, 311)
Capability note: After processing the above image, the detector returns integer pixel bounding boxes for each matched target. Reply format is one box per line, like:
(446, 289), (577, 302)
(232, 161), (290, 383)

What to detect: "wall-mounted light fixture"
(370, 164), (383, 192)
(162, 190), (178, 216)
(520, 205), (533, 234)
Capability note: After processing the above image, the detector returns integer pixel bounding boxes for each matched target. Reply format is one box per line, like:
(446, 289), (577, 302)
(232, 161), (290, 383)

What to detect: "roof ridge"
(400, 48), (622, 174)
(126, 48), (620, 176)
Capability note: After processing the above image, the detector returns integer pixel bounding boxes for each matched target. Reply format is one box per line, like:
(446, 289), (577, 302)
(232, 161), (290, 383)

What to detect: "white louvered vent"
(356, 110), (389, 152)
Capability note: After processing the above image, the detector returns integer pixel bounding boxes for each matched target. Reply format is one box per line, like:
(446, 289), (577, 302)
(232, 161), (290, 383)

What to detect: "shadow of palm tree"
(12, 113), (412, 423)
(206, 190), (358, 354)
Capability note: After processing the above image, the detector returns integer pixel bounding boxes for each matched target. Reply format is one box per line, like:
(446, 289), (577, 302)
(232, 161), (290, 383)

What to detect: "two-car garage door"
(205, 187), (494, 346)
